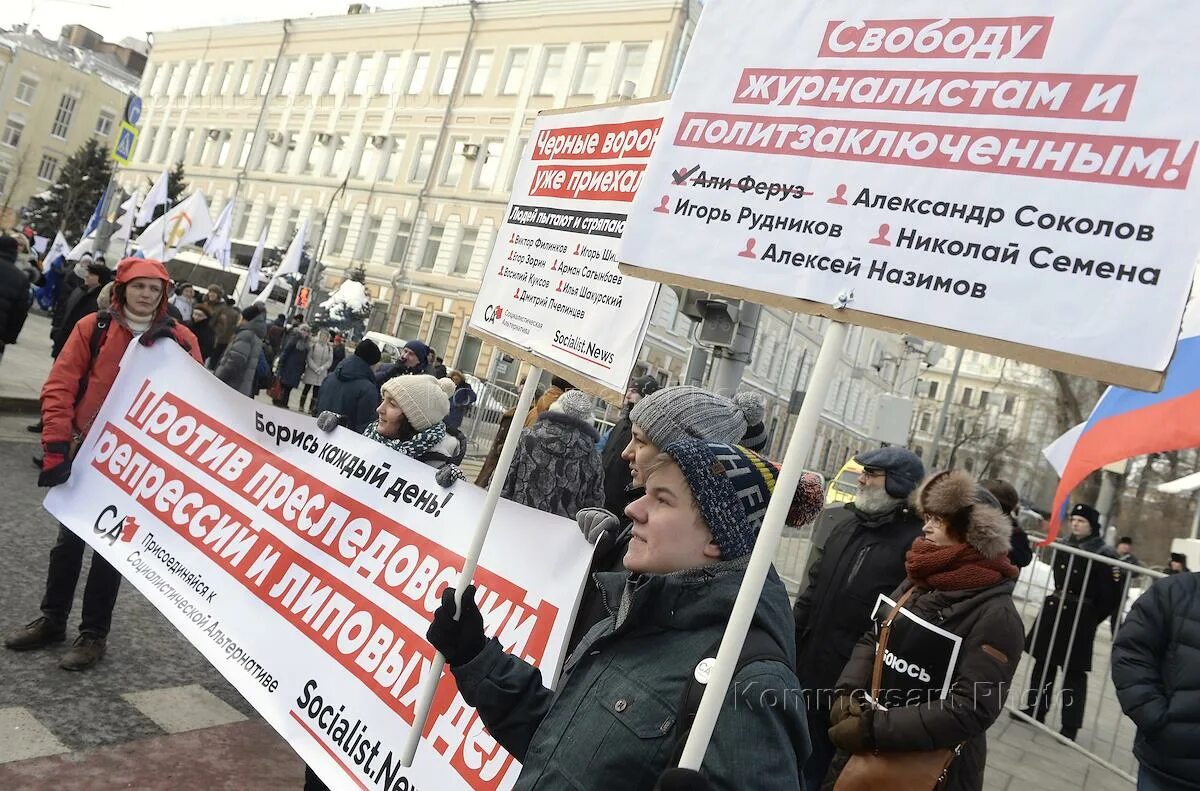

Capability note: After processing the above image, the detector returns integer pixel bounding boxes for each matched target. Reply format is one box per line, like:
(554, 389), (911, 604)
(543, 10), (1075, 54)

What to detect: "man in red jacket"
(5, 257), (201, 671)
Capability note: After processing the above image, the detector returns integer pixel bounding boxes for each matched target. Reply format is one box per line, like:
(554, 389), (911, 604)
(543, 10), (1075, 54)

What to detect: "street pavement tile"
(122, 684), (247, 734)
(0, 707), (69, 764)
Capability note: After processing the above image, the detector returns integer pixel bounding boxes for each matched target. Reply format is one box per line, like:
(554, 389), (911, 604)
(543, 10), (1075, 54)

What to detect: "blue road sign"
(125, 94), (142, 126)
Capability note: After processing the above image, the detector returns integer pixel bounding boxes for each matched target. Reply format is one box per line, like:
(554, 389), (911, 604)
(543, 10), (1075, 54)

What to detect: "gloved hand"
(316, 411), (342, 432)
(427, 585), (487, 667)
(654, 768), (713, 790)
(576, 507), (620, 545)
(139, 322), (193, 354)
(38, 441), (72, 487)
(829, 690), (864, 726)
(829, 707), (873, 753)
(435, 464), (465, 488)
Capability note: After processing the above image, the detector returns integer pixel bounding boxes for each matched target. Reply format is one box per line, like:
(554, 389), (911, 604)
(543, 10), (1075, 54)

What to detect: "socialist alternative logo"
(483, 305), (504, 323)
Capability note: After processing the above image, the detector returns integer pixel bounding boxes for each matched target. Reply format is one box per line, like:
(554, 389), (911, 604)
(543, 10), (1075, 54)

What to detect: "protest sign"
(869, 594), (963, 708)
(618, 0), (1200, 389)
(467, 101), (665, 401)
(44, 343), (591, 791)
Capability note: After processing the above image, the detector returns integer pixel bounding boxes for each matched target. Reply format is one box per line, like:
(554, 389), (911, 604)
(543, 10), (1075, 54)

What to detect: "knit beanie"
(354, 339), (382, 366)
(404, 339), (431, 364)
(437, 377), (456, 399)
(552, 389), (594, 422)
(661, 440), (825, 559)
(380, 374), (449, 431)
(629, 386), (751, 450)
(630, 374), (660, 397)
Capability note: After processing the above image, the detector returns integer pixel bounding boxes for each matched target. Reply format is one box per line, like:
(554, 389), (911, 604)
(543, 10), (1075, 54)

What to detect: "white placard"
(619, 0), (1200, 379)
(45, 343), (591, 791)
(468, 102), (665, 396)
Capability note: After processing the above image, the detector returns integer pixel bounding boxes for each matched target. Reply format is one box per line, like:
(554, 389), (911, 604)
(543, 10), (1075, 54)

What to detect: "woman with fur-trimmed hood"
(827, 470), (1025, 791)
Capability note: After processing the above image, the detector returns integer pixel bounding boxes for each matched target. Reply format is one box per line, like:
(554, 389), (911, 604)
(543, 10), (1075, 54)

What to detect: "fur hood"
(912, 470), (1012, 559)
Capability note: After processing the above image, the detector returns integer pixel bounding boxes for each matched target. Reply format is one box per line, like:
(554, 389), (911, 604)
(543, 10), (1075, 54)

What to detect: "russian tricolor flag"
(1044, 303), (1200, 542)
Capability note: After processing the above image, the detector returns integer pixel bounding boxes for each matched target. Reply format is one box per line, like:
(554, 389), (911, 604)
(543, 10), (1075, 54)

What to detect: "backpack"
(669, 627), (792, 766)
(76, 310), (111, 402)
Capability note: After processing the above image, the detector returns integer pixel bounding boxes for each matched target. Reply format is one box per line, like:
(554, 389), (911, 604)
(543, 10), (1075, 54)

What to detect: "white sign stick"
(677, 320), (849, 770)
(400, 368), (543, 767)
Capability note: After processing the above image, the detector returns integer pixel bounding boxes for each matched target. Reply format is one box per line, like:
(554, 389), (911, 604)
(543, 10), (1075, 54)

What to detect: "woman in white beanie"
(367, 374), (464, 484)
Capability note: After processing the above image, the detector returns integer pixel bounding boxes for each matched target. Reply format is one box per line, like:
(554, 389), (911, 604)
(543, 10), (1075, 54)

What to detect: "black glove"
(316, 411), (342, 432)
(654, 769), (713, 791)
(426, 585), (486, 667)
(139, 321), (193, 354)
(38, 441), (72, 487)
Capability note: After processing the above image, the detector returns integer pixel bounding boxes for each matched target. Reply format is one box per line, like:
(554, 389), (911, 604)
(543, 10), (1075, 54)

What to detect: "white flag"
(113, 194), (137, 248)
(136, 168), (170, 225)
(256, 220), (306, 305)
(204, 200), (235, 270)
(67, 235), (95, 261)
(133, 191), (215, 262)
(42, 232), (70, 273)
(239, 225), (269, 308)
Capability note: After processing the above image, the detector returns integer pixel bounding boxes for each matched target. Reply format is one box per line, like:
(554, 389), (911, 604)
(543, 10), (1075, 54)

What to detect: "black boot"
(27, 419), (43, 433)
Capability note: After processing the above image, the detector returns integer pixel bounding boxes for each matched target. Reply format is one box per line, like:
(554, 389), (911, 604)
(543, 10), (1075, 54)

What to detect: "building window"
(217, 62), (234, 95)
(979, 390), (990, 408)
(440, 138), (467, 187)
(0, 168), (9, 195)
(330, 56), (349, 94)
(380, 55), (403, 94)
(37, 154), (59, 181)
(281, 58), (301, 95)
(505, 136), (528, 190)
(358, 215), (381, 260)
(328, 134), (349, 178)
(139, 127), (157, 162)
(331, 212), (352, 255)
(237, 60), (252, 95)
(475, 139), (504, 190)
(420, 224), (444, 270)
(173, 62), (192, 96)
(95, 111), (115, 137)
(1003, 394), (1016, 415)
(389, 220), (413, 264)
(429, 314), (453, 359)
(615, 43), (648, 96)
(411, 136), (436, 182)
(499, 48), (529, 95)
(573, 45), (605, 95)
(465, 51), (492, 95)
(51, 94), (77, 138)
(534, 46), (566, 95)
(453, 228), (477, 275)
(216, 134), (232, 166)
(436, 52), (461, 96)
(456, 335), (482, 374)
(197, 62), (213, 95)
(235, 206), (251, 238)
(352, 56), (373, 95)
(406, 53), (430, 95)
(15, 76), (37, 104)
(355, 136), (380, 180)
(919, 412), (931, 431)
(257, 60), (275, 95)
(927, 380), (938, 399)
(997, 428), (1009, 445)
(237, 131), (256, 168)
(283, 208), (302, 243)
(383, 137), (405, 181)
(960, 387), (973, 406)
(302, 61), (321, 97)
(396, 307), (424, 340)
(278, 131), (296, 172)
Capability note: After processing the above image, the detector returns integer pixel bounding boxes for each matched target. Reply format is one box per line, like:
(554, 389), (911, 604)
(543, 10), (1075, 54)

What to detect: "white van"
(360, 331), (408, 363)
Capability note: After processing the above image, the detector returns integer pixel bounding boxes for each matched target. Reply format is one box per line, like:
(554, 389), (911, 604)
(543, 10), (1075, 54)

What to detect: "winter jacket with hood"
(215, 312), (267, 396)
(501, 410), (605, 519)
(41, 258), (201, 444)
(793, 499), (924, 707)
(316, 356), (382, 433)
(835, 471), (1024, 791)
(451, 559), (809, 790)
(302, 338), (334, 386)
(0, 244), (30, 346)
(1026, 529), (1123, 672)
(1112, 571), (1200, 789)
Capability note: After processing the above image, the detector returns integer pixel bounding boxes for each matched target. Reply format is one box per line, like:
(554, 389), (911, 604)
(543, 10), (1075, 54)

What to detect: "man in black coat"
(315, 339), (382, 433)
(0, 235), (31, 364)
(51, 262), (111, 358)
(1112, 571), (1200, 790)
(792, 446), (925, 790)
(599, 374), (659, 514)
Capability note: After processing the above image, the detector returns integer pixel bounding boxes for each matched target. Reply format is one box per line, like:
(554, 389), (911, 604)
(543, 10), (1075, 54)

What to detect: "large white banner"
(619, 0), (1200, 379)
(45, 344), (592, 791)
(468, 102), (664, 395)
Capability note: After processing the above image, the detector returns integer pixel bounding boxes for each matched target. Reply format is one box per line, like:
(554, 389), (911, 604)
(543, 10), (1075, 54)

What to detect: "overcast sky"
(9, 0), (430, 44)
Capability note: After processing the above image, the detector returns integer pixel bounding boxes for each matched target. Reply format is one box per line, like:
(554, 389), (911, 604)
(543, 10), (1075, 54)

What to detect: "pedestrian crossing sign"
(111, 121), (139, 164)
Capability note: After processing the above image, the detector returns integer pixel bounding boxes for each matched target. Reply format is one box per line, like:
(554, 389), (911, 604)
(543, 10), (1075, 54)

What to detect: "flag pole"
(398, 369), (542, 767)
(677, 319), (848, 771)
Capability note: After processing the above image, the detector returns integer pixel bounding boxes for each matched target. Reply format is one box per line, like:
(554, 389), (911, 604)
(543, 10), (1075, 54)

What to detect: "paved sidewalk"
(0, 311), (52, 412)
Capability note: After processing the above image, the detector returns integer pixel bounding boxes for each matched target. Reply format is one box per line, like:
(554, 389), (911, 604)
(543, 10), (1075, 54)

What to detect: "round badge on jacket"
(694, 657), (716, 684)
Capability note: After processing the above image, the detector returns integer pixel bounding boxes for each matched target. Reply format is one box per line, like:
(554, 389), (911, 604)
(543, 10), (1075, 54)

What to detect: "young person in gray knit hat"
(568, 384), (766, 651)
(427, 438), (817, 790)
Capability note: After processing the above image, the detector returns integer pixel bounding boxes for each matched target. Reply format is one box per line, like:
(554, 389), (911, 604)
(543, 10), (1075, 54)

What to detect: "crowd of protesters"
(2, 232), (1198, 791)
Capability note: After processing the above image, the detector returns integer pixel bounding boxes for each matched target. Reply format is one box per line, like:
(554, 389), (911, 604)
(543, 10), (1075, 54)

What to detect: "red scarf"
(905, 538), (1018, 591)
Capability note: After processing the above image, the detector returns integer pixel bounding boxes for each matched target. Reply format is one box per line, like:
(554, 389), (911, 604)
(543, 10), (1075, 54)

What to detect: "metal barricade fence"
(461, 382), (519, 458)
(1007, 541), (1163, 784)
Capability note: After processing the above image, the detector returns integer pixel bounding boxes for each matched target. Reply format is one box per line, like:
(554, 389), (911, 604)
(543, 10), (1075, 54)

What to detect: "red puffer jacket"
(41, 257), (201, 444)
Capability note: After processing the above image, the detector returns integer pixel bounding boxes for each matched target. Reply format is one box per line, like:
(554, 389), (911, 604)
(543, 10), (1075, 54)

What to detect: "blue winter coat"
(451, 558), (810, 790)
(316, 356), (381, 433)
(277, 336), (308, 387)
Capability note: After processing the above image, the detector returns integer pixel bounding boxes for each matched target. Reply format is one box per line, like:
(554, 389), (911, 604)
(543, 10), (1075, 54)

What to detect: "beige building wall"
(0, 30), (138, 228)
(120, 0), (696, 382)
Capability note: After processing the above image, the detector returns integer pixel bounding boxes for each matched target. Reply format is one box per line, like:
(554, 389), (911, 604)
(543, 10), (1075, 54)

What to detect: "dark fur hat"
(913, 470), (1012, 559)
